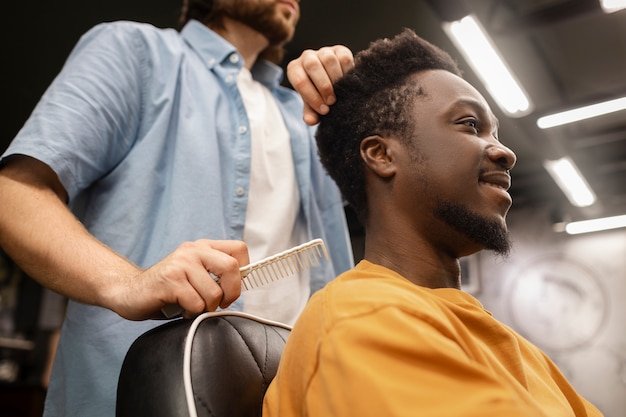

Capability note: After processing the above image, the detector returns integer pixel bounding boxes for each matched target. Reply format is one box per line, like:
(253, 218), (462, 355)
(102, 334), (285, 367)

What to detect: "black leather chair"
(116, 312), (291, 417)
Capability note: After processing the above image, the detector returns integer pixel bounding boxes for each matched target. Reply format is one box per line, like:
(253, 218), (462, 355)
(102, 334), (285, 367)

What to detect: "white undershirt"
(237, 68), (310, 325)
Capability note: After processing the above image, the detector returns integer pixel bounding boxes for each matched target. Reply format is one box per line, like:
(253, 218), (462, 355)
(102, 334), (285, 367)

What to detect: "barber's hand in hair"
(287, 45), (354, 126)
(117, 240), (249, 320)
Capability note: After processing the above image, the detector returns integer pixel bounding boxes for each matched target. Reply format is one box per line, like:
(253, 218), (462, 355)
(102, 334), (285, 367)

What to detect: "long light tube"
(599, 0), (626, 13)
(443, 15), (532, 117)
(566, 214), (626, 234)
(543, 157), (596, 207)
(537, 96), (626, 129)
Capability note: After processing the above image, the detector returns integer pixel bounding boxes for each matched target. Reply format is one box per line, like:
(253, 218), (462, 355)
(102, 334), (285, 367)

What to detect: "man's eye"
(462, 119), (479, 130)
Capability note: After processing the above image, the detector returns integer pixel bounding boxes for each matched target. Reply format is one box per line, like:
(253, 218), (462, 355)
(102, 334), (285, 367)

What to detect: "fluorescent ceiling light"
(566, 214), (626, 234)
(537, 96), (626, 129)
(443, 15), (533, 117)
(599, 0), (626, 13)
(543, 157), (596, 207)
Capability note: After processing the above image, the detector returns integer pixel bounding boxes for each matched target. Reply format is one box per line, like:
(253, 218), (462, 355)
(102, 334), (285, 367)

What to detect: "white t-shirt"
(237, 67), (310, 325)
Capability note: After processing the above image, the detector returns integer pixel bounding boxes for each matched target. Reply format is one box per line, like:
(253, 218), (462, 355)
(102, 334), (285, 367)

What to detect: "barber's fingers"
(302, 102), (321, 126)
(319, 45), (354, 82)
(287, 53), (329, 122)
(136, 239), (249, 319)
(288, 45), (354, 125)
(195, 239), (249, 308)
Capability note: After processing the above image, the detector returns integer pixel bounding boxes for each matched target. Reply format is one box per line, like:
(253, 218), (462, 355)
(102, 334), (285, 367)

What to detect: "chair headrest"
(116, 312), (291, 417)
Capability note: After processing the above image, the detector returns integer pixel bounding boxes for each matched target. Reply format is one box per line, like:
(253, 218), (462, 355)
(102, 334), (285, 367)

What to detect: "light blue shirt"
(3, 20), (353, 417)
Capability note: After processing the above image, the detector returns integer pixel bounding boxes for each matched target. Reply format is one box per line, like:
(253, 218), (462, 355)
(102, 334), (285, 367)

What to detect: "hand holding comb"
(160, 238), (329, 318)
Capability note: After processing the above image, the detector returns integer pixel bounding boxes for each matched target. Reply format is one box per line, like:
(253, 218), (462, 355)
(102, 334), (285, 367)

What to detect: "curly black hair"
(315, 28), (461, 223)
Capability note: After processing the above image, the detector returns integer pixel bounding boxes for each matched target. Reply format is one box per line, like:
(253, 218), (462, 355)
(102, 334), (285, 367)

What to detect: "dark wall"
(3, 0), (181, 153)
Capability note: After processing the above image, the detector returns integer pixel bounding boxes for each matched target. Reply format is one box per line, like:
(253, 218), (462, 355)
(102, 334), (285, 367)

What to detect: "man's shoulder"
(81, 21), (181, 49)
(73, 21), (187, 75)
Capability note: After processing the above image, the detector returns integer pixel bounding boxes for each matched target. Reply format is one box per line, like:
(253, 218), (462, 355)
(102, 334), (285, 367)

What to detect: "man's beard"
(218, 0), (296, 45)
(434, 201), (511, 257)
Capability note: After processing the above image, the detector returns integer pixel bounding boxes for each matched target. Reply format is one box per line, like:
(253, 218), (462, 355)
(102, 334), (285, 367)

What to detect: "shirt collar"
(181, 19), (284, 90)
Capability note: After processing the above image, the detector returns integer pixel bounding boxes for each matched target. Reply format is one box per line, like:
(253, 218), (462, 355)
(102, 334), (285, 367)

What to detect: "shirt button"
(239, 125), (248, 134)
(225, 75), (234, 84)
(229, 54), (240, 64)
(235, 187), (245, 196)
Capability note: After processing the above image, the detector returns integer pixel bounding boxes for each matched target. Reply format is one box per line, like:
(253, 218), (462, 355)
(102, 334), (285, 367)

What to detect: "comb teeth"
(240, 238), (329, 291)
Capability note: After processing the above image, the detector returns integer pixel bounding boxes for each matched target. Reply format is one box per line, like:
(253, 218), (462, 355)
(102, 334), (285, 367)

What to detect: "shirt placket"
(217, 52), (251, 240)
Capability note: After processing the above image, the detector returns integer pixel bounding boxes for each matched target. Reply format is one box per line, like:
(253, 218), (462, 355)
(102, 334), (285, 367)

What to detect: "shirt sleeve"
(4, 22), (145, 200)
(307, 306), (549, 417)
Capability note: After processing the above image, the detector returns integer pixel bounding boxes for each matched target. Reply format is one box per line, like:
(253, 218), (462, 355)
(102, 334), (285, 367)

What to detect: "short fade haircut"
(315, 29), (462, 222)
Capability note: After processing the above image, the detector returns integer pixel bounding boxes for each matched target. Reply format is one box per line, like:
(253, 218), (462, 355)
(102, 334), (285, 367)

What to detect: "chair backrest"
(116, 312), (291, 417)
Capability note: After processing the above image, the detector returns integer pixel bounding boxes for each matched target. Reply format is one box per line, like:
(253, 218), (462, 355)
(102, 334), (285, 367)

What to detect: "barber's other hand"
(287, 45), (354, 126)
(114, 240), (249, 320)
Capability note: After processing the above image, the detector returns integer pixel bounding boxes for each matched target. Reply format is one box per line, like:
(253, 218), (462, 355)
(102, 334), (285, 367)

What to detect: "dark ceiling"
(4, 0), (626, 225)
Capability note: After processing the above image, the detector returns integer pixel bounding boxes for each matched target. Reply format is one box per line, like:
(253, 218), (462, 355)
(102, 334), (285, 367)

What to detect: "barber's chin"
(262, 29), (293, 46)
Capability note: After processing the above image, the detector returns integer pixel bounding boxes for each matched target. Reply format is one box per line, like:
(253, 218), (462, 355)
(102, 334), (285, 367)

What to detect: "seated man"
(262, 29), (603, 417)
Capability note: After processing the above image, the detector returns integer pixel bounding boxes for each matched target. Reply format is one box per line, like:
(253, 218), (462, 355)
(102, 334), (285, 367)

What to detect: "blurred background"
(2, 1), (625, 416)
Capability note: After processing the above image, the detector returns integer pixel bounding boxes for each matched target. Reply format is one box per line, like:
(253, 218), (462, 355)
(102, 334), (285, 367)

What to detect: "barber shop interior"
(1, 0), (625, 416)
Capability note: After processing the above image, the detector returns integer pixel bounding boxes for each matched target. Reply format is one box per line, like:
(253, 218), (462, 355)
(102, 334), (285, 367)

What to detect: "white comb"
(160, 239), (329, 318)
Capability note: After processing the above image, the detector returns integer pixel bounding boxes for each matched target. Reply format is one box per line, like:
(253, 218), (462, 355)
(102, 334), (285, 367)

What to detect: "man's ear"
(360, 135), (397, 178)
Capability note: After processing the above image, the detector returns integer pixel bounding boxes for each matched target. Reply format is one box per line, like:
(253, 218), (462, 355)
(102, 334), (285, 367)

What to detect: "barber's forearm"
(0, 166), (138, 310)
(0, 156), (248, 320)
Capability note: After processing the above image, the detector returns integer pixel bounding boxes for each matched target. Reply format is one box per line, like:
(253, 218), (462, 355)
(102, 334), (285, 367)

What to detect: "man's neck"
(363, 234), (463, 290)
(210, 17), (269, 70)
(362, 207), (465, 290)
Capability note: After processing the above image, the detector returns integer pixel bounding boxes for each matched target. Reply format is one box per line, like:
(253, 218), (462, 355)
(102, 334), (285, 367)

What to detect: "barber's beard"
(218, 0), (296, 45)
(434, 202), (511, 257)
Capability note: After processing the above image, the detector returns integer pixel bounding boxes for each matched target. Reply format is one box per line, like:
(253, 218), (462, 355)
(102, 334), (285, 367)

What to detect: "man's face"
(393, 70), (517, 256)
(216, 0), (300, 45)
